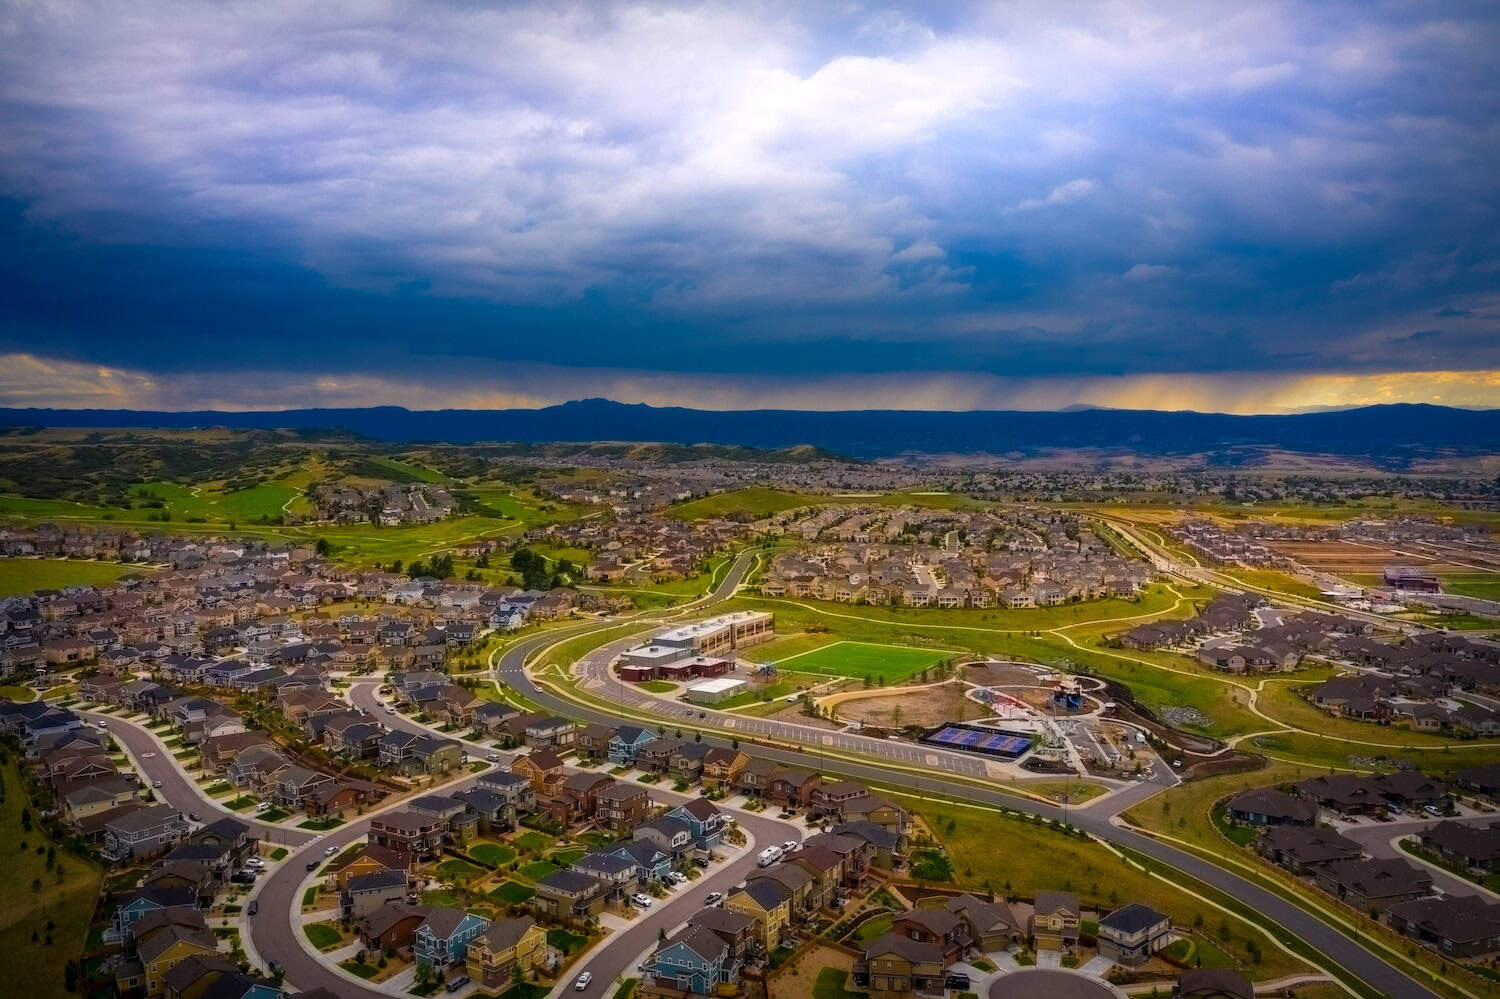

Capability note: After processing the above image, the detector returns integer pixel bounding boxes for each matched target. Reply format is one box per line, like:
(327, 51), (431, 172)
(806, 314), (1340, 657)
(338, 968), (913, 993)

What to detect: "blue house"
(112, 885), (197, 936)
(649, 924), (738, 994)
(611, 839), (675, 883)
(608, 725), (655, 765)
(669, 797), (728, 849)
(413, 907), (490, 968)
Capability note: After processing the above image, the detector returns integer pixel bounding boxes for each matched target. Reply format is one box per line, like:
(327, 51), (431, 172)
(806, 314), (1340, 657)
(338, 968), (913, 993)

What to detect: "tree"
(414, 962), (432, 987)
(316, 537), (332, 556)
(64, 959), (78, 992)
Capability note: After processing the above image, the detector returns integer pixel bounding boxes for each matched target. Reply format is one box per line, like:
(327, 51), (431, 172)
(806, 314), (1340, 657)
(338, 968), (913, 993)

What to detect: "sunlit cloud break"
(1, 354), (1495, 416)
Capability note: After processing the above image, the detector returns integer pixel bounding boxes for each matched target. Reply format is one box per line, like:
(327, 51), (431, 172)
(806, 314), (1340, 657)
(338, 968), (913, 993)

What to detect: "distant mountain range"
(2, 399), (1497, 462)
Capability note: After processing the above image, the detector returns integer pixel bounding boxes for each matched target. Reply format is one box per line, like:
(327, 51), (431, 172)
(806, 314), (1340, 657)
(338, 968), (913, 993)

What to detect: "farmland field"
(770, 640), (954, 682)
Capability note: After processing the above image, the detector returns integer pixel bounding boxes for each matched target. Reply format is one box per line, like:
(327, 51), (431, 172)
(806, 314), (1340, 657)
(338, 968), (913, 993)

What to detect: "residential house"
(1316, 858), (1433, 914)
(510, 749), (565, 793)
(368, 811), (446, 858)
(647, 924), (739, 995)
(464, 916), (547, 990)
(103, 804), (190, 862)
(531, 869), (607, 920)
(851, 933), (945, 999)
(607, 725), (655, 765)
(701, 746), (749, 791)
(595, 781), (650, 832)
(1097, 903), (1172, 966)
(357, 901), (429, 953)
(669, 797), (728, 850)
(1030, 890), (1081, 952)
(413, 907), (490, 969)
(343, 869), (410, 920)
(726, 879), (792, 952)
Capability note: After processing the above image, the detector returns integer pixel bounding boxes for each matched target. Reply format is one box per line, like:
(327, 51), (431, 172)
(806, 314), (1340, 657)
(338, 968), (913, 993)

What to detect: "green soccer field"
(771, 640), (953, 681)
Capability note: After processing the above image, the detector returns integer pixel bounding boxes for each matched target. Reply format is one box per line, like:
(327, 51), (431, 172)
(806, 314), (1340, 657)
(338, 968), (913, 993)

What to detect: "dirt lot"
(833, 680), (973, 728)
(769, 942), (856, 999)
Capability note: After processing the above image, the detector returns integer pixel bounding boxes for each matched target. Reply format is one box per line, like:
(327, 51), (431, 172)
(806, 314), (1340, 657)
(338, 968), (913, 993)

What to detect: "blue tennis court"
(920, 722), (1033, 759)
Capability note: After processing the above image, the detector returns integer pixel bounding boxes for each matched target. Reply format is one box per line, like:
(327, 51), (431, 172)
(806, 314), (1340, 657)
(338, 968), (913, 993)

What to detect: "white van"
(757, 845), (783, 867)
(254, 801), (271, 813)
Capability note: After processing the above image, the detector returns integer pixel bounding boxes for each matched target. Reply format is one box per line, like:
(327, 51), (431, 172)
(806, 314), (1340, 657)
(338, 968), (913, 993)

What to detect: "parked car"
(445, 975), (470, 993)
(230, 872), (256, 885)
(486, 753), (499, 762)
(631, 892), (652, 908)
(187, 812), (200, 823)
(757, 846), (783, 867)
(781, 839), (800, 853)
(255, 801), (271, 812)
(324, 845), (337, 856)
(575, 972), (592, 991)
(305, 860), (320, 871)
(151, 779), (163, 788)
(666, 871), (687, 885)
(246, 857), (265, 869)
(703, 891), (724, 907)
(945, 973), (971, 990)
(246, 899), (258, 916)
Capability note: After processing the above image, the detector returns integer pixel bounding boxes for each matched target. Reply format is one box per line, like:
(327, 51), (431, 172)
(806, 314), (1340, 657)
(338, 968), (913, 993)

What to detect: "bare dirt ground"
(833, 680), (973, 728)
(769, 942), (855, 999)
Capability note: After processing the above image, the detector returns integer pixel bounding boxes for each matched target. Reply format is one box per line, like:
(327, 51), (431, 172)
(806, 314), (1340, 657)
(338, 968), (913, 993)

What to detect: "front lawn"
(203, 782), (232, 795)
(299, 817), (345, 831)
(489, 881), (534, 904)
(518, 860), (560, 881)
(549, 848), (584, 866)
(305, 921), (344, 951)
(469, 760), (492, 773)
(269, 847), (289, 861)
(514, 831), (551, 852)
(813, 968), (867, 999)
(546, 927), (586, 955)
(436, 858), (484, 882)
(469, 843), (517, 866)
(341, 960), (379, 979)
(257, 807), (291, 822)
(224, 795), (257, 811)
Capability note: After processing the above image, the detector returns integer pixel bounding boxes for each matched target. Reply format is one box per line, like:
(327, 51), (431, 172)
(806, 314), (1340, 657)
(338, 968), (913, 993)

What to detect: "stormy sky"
(0, 1), (1497, 413)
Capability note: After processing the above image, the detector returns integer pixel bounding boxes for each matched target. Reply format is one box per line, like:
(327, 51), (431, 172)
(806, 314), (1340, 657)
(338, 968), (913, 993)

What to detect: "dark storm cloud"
(0, 0), (1496, 409)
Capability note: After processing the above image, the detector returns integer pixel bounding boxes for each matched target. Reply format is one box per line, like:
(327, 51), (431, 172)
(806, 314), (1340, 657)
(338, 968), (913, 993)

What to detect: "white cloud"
(1014, 178), (1099, 212)
(1124, 263), (1178, 280)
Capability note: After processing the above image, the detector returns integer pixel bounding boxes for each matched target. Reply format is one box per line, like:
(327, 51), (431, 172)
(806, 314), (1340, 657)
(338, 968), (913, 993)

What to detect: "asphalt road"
(501, 551), (1442, 999)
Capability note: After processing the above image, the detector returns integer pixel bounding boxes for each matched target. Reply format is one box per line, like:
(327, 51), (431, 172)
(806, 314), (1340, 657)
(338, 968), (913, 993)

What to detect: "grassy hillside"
(0, 558), (154, 596)
(0, 754), (103, 999)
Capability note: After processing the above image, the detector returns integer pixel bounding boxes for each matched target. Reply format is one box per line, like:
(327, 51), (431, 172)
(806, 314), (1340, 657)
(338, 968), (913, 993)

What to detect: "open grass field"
(1220, 568), (1326, 601)
(1438, 572), (1500, 602)
(770, 640), (955, 682)
(667, 487), (817, 521)
(0, 557), (155, 596)
(0, 757), (104, 998)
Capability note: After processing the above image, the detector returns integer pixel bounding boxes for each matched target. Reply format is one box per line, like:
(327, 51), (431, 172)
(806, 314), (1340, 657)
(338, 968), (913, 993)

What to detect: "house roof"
(863, 929), (942, 965)
(349, 869), (408, 893)
(1033, 890), (1080, 919)
(1098, 902), (1167, 935)
(658, 924), (729, 964)
(476, 915), (537, 952)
